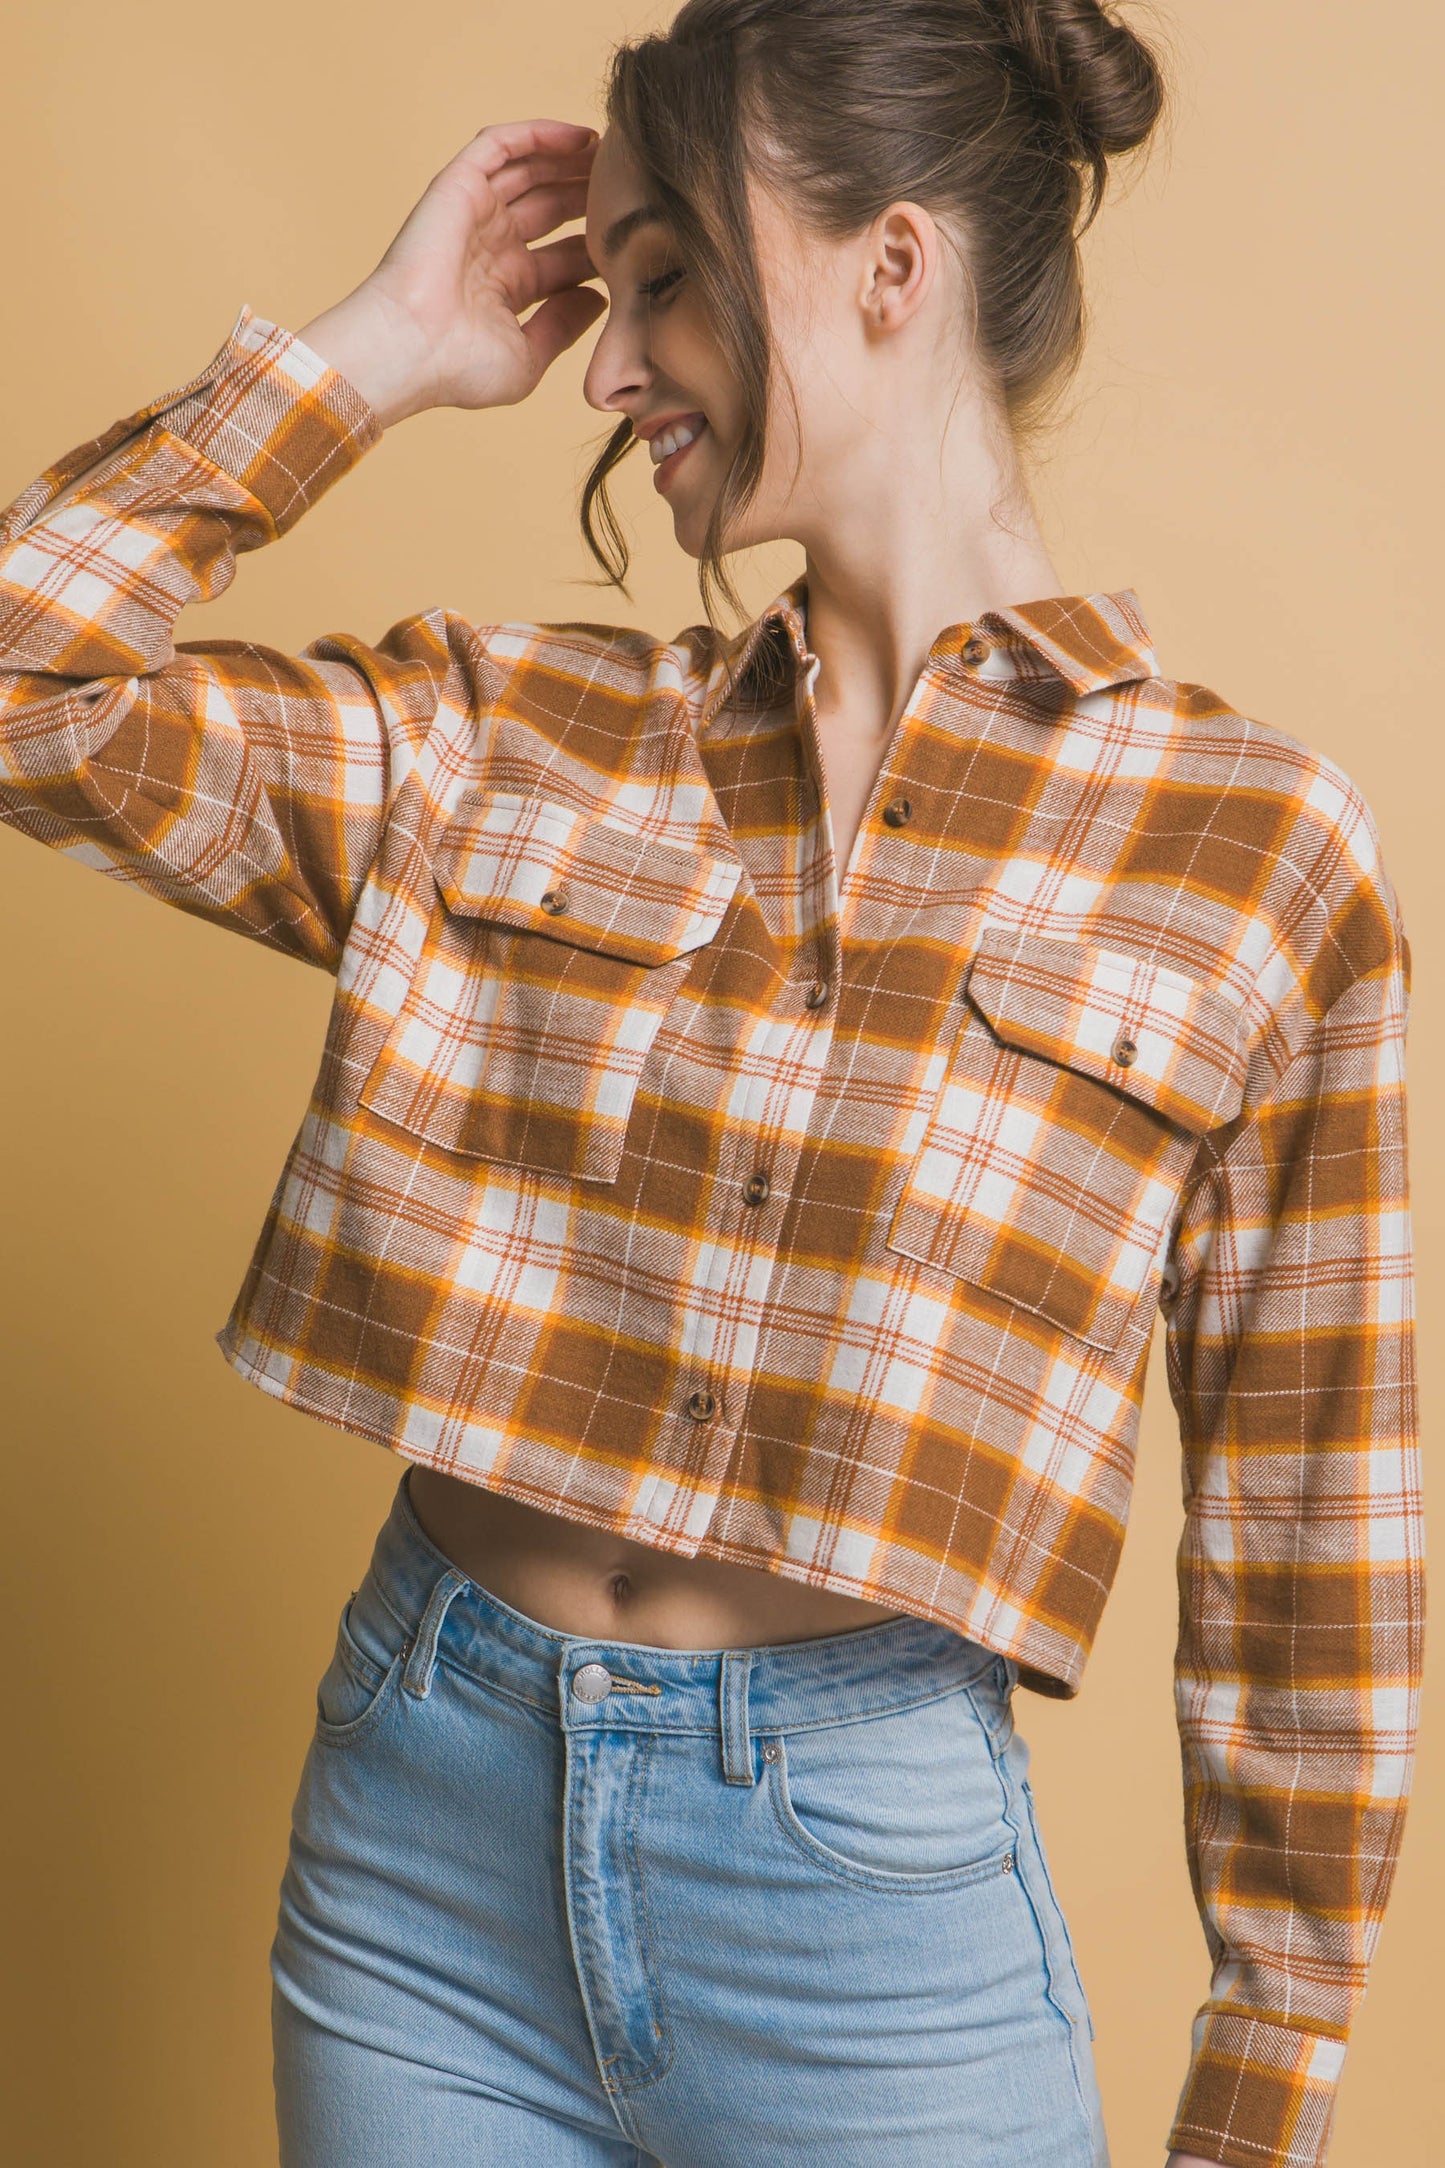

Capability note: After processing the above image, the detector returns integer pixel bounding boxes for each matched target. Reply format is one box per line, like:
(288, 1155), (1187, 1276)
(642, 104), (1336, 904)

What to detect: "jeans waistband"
(366, 1468), (1016, 1783)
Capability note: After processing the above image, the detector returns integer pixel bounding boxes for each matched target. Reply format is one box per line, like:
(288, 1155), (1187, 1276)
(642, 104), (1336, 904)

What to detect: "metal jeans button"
(571, 1662), (613, 1702)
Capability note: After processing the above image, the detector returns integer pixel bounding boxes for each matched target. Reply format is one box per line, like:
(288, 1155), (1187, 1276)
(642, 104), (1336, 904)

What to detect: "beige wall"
(1, 3), (1437, 2160)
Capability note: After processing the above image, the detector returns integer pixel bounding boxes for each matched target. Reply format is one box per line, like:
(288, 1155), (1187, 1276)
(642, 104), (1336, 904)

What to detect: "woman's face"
(581, 127), (834, 561)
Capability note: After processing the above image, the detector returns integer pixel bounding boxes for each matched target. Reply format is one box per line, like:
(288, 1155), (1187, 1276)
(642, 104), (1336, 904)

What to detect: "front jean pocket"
(356, 791), (742, 1183)
(313, 1572), (410, 1750)
(886, 927), (1250, 1350)
(765, 1680), (1019, 1892)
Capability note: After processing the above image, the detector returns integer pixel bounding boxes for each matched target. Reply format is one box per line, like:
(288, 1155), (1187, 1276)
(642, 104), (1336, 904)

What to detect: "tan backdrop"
(2, 3), (1437, 2162)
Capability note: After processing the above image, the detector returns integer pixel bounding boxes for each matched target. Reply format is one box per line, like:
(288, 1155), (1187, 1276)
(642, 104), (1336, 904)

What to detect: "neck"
(789, 393), (1065, 736)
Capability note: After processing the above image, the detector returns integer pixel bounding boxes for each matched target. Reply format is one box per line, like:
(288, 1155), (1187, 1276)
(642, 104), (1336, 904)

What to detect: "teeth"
(649, 418), (705, 465)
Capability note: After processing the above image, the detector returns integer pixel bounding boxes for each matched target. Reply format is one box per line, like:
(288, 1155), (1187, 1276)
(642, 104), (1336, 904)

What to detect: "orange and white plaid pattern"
(0, 306), (1424, 2168)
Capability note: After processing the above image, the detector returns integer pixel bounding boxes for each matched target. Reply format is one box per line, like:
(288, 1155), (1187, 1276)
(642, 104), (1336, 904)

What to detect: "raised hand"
(296, 118), (605, 429)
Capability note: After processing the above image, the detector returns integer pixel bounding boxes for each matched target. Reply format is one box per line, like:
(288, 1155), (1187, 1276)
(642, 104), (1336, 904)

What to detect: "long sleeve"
(0, 304), (450, 971)
(1160, 893), (1425, 2166)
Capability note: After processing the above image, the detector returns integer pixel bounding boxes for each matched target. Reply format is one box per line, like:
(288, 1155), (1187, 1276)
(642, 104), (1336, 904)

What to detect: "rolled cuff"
(155, 302), (383, 536)
(1168, 2007), (1347, 2168)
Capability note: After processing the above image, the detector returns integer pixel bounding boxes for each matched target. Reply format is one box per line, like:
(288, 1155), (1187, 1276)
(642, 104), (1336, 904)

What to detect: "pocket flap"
(965, 927), (1249, 1134)
(431, 792), (742, 966)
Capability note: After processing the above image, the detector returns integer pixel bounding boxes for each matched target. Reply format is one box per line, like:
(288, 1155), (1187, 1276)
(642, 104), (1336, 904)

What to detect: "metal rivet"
(1111, 1035), (1138, 1068)
(803, 979), (830, 1010)
(687, 1388), (718, 1422)
(540, 886), (569, 915)
(743, 1171), (770, 1206)
(1002, 1851), (1015, 1875)
(762, 1742), (779, 1763)
(571, 1662), (613, 1702)
(882, 797), (913, 828)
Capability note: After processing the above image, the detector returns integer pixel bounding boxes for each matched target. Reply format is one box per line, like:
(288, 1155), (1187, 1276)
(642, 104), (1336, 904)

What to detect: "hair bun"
(999, 0), (1165, 165)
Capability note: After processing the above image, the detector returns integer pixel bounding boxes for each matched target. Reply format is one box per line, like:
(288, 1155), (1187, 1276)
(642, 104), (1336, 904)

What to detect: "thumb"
(520, 284), (607, 383)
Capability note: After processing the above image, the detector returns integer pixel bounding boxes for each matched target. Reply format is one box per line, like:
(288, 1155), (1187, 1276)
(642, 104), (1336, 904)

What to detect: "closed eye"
(640, 266), (686, 302)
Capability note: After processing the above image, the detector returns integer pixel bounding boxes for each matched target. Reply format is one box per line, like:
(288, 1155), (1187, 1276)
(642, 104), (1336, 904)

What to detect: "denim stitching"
(1022, 1776), (1097, 2040)
(603, 1733), (677, 2100)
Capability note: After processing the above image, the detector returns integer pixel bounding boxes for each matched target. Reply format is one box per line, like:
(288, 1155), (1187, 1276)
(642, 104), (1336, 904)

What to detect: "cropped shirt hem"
(213, 1318), (1085, 1699)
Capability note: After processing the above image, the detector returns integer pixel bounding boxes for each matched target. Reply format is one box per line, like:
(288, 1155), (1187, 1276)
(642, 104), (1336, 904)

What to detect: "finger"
(508, 178), (592, 245)
(465, 118), (598, 182)
(526, 232), (600, 298)
(491, 150), (599, 208)
(519, 285), (608, 381)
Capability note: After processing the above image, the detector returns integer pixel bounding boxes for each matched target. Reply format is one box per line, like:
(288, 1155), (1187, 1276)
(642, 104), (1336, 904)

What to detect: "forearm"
(0, 308), (377, 701)
(0, 306), (401, 964)
(1162, 955), (1422, 2168)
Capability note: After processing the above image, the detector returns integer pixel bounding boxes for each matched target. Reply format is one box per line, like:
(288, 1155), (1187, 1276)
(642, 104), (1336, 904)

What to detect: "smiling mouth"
(647, 414), (708, 465)
(647, 418), (711, 493)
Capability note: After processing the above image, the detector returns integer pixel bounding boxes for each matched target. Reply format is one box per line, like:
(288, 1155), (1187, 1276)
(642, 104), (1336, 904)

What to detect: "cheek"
(653, 308), (739, 439)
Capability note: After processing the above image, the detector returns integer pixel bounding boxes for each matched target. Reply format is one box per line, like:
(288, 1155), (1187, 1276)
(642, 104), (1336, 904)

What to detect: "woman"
(0, 2), (1422, 2165)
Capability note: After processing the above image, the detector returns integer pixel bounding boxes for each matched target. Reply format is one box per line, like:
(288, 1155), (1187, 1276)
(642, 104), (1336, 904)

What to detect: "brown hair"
(581, 0), (1169, 624)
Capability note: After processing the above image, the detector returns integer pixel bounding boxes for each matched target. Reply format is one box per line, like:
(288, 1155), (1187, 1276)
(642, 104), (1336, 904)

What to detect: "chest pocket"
(885, 927), (1250, 1351)
(356, 792), (743, 1183)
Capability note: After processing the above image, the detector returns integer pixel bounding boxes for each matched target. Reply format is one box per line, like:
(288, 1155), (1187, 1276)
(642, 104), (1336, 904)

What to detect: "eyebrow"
(599, 202), (669, 262)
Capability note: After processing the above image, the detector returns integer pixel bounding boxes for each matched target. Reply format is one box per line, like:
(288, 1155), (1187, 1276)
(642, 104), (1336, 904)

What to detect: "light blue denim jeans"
(270, 1469), (1109, 2166)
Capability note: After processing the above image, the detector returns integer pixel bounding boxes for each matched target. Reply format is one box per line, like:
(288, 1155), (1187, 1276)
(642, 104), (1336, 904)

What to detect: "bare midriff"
(407, 1467), (910, 1648)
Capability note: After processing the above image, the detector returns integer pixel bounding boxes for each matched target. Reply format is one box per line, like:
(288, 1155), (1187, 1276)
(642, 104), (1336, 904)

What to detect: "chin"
(667, 506), (711, 560)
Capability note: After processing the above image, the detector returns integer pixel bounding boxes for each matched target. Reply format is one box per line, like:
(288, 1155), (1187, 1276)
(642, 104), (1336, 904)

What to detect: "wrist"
(294, 285), (437, 431)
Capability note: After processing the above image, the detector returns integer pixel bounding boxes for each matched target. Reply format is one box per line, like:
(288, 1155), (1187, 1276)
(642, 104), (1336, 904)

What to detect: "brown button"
(1111, 1034), (1138, 1068)
(686, 1388), (719, 1422)
(882, 797), (913, 828)
(540, 886), (569, 915)
(803, 979), (830, 1010)
(743, 1171), (771, 1206)
(961, 636), (990, 667)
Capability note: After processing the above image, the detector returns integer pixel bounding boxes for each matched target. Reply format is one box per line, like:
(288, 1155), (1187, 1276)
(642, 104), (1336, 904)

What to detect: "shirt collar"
(699, 576), (1159, 727)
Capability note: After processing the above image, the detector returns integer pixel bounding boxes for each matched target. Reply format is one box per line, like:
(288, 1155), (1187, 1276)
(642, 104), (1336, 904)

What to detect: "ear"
(858, 200), (938, 334)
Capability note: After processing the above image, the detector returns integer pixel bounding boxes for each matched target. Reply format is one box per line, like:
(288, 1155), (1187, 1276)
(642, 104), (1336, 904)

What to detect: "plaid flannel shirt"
(0, 306), (1424, 2168)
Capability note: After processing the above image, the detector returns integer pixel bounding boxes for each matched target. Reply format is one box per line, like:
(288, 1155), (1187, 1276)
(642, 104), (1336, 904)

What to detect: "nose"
(582, 304), (652, 418)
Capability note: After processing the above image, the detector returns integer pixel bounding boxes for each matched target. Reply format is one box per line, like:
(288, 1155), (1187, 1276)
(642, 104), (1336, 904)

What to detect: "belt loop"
(402, 1567), (471, 1701)
(718, 1647), (756, 1786)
